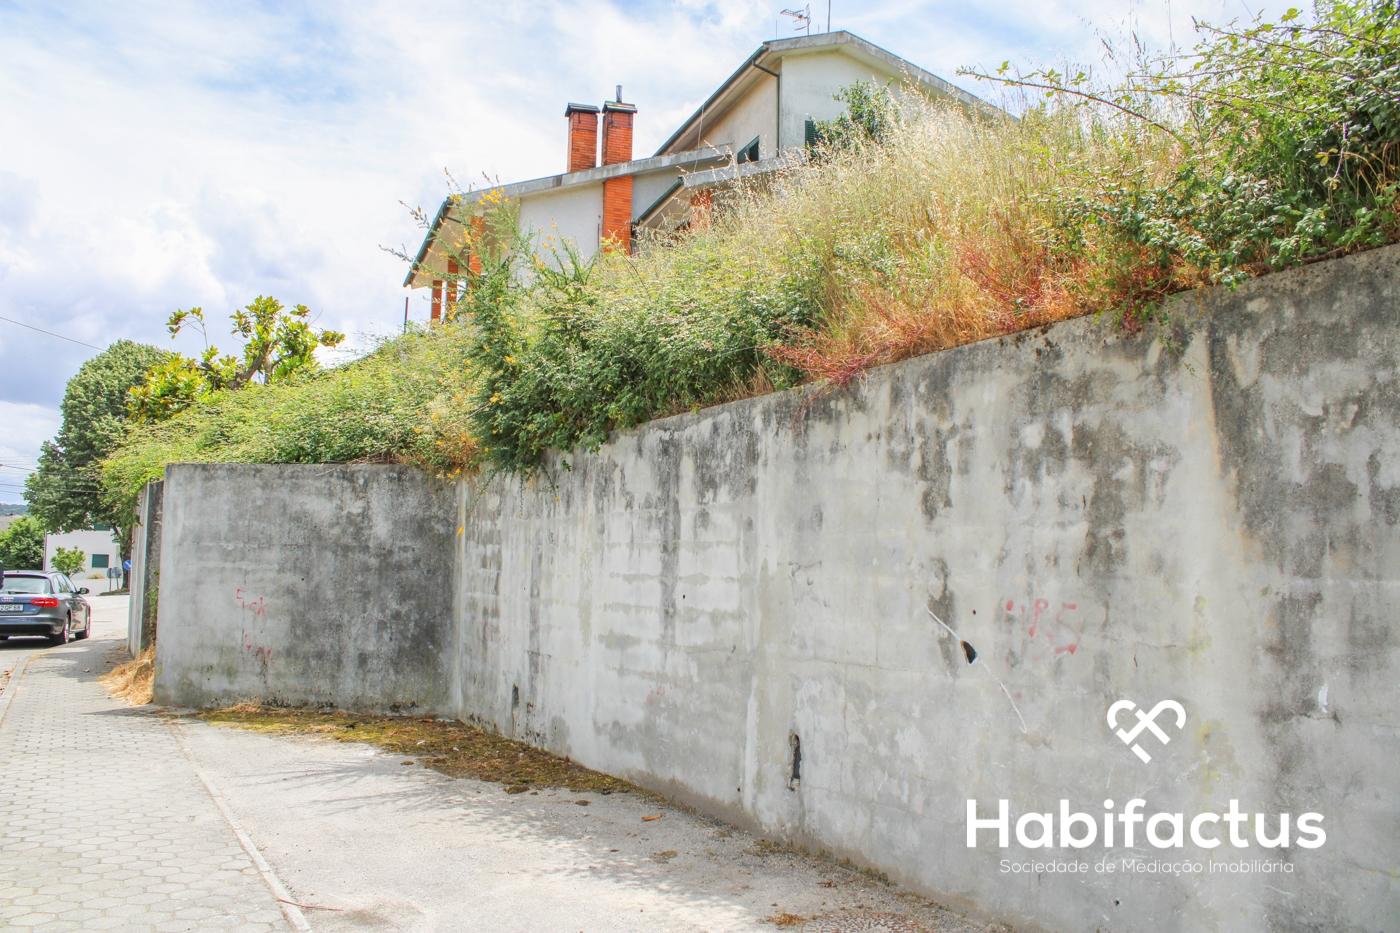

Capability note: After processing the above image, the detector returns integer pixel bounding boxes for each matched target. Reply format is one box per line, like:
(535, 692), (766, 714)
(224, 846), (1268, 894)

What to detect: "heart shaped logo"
(1107, 699), (1186, 763)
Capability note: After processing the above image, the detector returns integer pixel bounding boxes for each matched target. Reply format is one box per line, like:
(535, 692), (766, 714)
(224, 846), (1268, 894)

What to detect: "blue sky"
(0, 0), (1296, 500)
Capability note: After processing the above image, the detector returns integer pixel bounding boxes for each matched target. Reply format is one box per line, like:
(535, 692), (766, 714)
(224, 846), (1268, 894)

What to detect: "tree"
(811, 82), (901, 152)
(0, 516), (44, 570)
(128, 296), (345, 421)
(26, 340), (168, 545)
(51, 546), (85, 577)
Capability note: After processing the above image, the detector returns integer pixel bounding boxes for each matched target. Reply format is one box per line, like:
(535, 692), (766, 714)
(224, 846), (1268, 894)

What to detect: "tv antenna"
(780, 5), (812, 34)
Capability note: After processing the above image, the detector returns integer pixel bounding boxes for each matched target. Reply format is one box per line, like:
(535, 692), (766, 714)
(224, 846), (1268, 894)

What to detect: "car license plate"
(0, 605), (24, 612)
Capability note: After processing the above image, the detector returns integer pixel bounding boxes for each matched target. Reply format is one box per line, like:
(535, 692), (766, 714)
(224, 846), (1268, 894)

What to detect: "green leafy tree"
(26, 340), (168, 545)
(51, 546), (85, 577)
(128, 296), (346, 421)
(0, 515), (45, 570)
(811, 82), (902, 152)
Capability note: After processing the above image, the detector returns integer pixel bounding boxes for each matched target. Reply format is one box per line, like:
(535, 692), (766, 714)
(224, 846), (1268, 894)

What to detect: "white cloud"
(0, 402), (57, 501)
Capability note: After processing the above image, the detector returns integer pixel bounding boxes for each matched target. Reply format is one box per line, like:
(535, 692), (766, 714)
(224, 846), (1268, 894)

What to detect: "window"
(737, 136), (760, 164)
(91, 554), (109, 569)
(0, 575), (50, 595)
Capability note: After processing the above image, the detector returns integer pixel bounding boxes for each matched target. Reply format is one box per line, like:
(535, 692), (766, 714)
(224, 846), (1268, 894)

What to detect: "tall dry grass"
(465, 97), (1193, 472)
(625, 101), (1183, 386)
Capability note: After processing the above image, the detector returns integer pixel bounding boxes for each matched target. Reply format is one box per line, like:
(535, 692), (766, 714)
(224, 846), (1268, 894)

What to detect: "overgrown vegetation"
(461, 0), (1400, 474)
(103, 0), (1399, 498)
(102, 326), (476, 518)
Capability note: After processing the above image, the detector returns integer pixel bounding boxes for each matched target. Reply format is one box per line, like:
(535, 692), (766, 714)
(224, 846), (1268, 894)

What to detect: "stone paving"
(0, 595), (986, 932)
(0, 600), (291, 932)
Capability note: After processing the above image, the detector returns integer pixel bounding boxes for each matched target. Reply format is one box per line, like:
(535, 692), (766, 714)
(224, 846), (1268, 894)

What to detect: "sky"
(0, 0), (1298, 503)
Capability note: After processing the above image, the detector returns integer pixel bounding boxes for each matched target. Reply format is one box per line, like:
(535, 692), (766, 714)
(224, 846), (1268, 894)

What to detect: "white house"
(403, 31), (997, 317)
(44, 528), (121, 580)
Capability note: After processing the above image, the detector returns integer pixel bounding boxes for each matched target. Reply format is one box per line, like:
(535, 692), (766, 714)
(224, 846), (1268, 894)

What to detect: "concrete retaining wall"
(153, 246), (1400, 931)
(154, 464), (457, 712)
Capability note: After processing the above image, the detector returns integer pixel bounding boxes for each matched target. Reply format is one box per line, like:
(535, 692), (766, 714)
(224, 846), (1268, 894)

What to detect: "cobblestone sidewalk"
(0, 603), (292, 932)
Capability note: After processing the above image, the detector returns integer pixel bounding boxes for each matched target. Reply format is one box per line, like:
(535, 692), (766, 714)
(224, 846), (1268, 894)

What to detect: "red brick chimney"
(565, 103), (599, 173)
(600, 94), (635, 165)
(600, 89), (637, 252)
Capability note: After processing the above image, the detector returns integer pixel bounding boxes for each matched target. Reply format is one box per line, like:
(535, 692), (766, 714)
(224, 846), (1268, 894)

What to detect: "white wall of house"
(516, 182), (603, 264)
(44, 528), (121, 579)
(692, 75), (780, 159)
(513, 165), (704, 266)
(777, 48), (904, 149)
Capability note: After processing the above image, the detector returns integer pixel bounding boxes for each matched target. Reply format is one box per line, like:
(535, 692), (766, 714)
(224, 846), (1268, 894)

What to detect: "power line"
(0, 315), (104, 351)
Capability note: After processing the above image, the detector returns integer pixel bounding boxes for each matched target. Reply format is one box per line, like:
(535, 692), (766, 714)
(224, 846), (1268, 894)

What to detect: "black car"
(0, 570), (93, 645)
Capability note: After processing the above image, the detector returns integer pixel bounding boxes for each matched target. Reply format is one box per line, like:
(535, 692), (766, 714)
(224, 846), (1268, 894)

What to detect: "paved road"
(0, 595), (984, 932)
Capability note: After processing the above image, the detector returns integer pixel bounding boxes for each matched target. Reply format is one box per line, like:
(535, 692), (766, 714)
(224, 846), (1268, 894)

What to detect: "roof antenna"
(780, 5), (811, 35)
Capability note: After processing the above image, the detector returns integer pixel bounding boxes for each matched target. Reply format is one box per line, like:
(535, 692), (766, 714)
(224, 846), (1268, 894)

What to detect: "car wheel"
(75, 616), (91, 640)
(49, 618), (69, 646)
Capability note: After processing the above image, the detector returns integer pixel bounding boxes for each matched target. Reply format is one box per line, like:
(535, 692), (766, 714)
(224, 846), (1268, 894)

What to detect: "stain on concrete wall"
(153, 246), (1400, 931)
(154, 464), (456, 712)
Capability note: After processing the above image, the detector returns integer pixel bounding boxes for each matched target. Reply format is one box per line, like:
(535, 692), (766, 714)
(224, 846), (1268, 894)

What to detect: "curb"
(166, 718), (313, 932)
(0, 651), (38, 730)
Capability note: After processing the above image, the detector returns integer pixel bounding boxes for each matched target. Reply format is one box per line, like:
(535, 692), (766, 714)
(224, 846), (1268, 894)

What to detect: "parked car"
(0, 570), (92, 645)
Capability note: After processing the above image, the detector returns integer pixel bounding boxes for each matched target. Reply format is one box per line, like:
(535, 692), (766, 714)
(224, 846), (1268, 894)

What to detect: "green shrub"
(102, 327), (476, 515)
(52, 547), (85, 577)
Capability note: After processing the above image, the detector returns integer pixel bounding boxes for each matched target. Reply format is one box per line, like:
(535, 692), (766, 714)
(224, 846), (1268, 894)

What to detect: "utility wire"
(0, 315), (104, 351)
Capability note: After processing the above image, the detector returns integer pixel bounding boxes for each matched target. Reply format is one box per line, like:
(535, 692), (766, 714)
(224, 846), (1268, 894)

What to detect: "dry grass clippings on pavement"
(196, 704), (638, 795)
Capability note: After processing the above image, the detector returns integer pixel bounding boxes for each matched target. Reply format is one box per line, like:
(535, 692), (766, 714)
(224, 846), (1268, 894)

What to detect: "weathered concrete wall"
(454, 247), (1400, 932)
(127, 479), (162, 655)
(153, 246), (1400, 931)
(153, 464), (457, 712)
